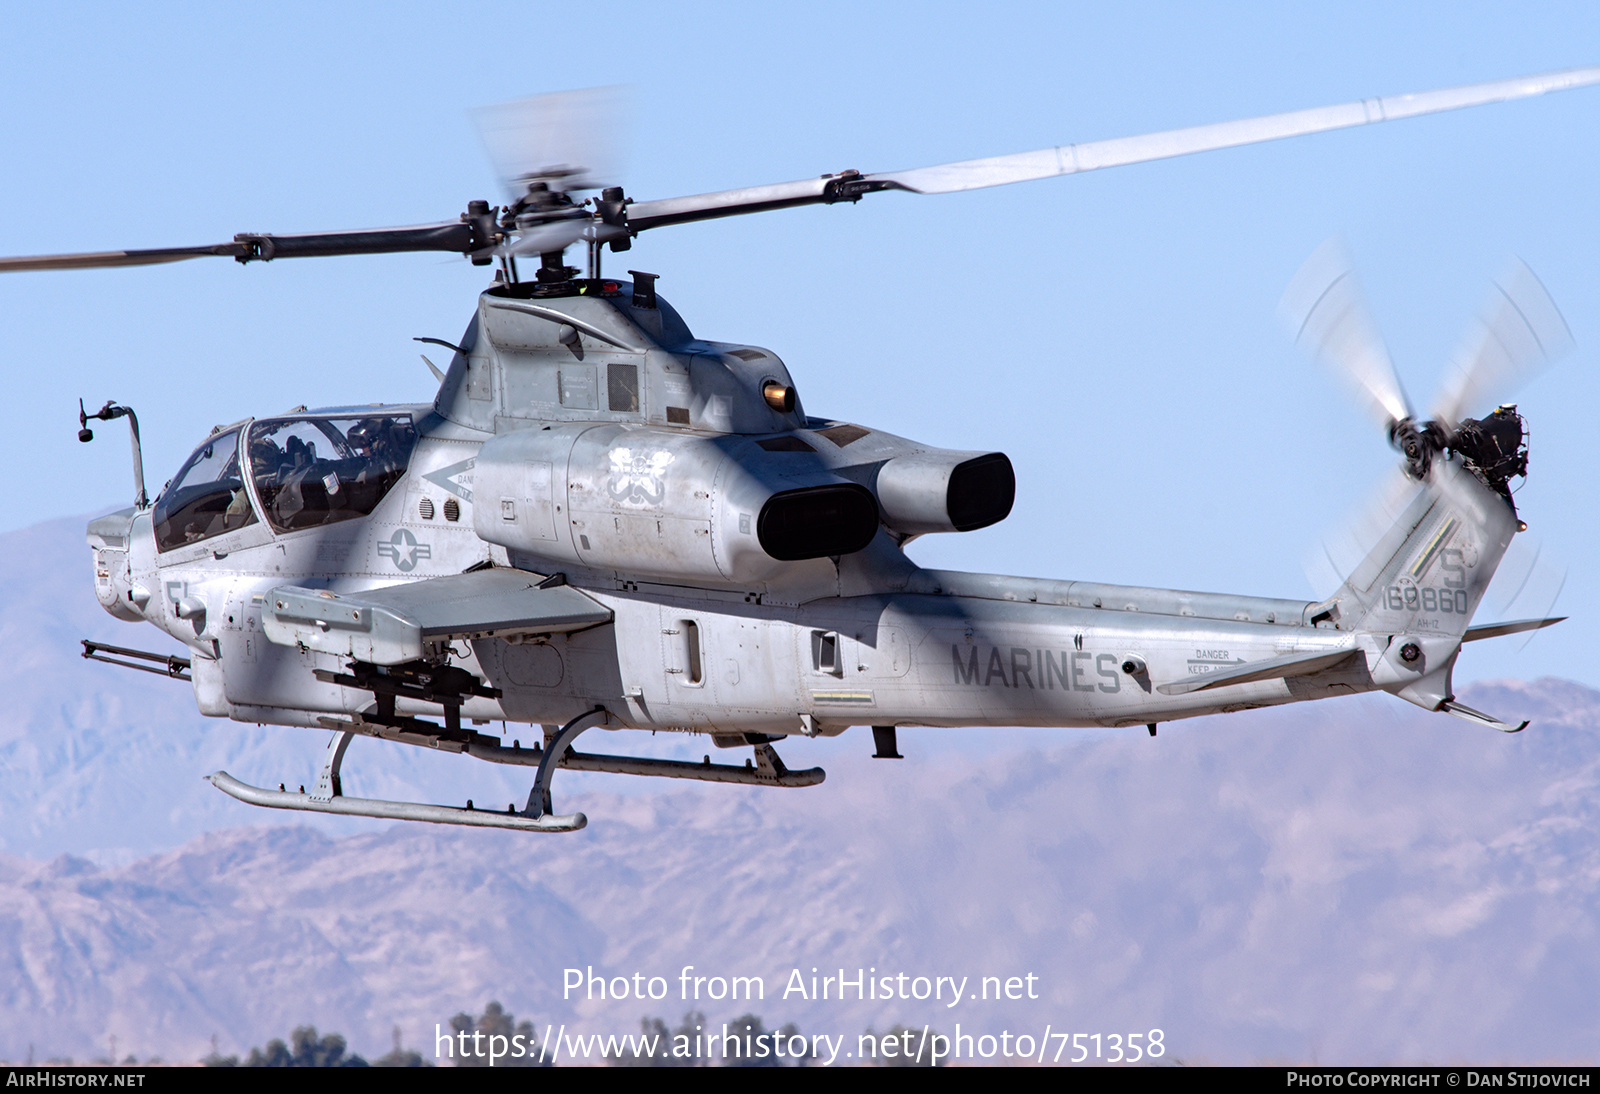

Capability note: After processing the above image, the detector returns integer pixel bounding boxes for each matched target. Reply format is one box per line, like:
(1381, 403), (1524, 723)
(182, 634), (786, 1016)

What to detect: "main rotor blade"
(1430, 258), (1574, 431)
(874, 67), (1600, 194)
(0, 244), (245, 271)
(1282, 238), (1413, 431)
(624, 177), (843, 232)
(626, 65), (1600, 231)
(234, 223), (478, 261)
(0, 222), (480, 273)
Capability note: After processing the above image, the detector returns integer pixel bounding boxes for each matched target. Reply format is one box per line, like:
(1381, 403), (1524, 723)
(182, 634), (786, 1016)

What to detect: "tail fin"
(1322, 460), (1519, 718)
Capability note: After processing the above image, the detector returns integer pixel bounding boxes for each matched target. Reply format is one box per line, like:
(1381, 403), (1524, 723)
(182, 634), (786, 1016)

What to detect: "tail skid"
(1437, 699), (1528, 734)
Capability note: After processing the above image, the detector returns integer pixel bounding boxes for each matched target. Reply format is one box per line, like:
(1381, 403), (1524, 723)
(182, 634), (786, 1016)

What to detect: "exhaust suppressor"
(875, 451), (1015, 536)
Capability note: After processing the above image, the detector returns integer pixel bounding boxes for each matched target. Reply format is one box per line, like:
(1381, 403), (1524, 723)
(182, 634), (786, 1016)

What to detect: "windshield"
(154, 428), (258, 552)
(249, 414), (417, 533)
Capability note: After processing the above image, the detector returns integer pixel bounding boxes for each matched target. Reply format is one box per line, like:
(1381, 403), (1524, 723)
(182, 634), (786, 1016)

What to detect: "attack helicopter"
(11, 69), (1594, 832)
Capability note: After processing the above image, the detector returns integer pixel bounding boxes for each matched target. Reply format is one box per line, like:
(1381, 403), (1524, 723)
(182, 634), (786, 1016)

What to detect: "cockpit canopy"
(248, 414), (417, 533)
(151, 414), (418, 552)
(153, 426), (257, 552)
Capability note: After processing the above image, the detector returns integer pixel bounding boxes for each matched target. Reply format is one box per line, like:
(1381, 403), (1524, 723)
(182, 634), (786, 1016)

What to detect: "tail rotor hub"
(1388, 418), (1449, 480)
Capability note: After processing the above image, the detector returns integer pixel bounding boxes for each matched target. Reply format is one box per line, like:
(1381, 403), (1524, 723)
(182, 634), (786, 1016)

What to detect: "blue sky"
(2, 1), (1597, 687)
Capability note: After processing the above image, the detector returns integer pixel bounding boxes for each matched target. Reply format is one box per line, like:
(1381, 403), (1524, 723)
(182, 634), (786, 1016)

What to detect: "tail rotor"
(1284, 242), (1569, 495)
(1283, 242), (1573, 730)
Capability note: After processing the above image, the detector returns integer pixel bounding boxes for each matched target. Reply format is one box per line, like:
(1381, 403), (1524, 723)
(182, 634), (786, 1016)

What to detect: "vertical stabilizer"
(1328, 460), (1519, 713)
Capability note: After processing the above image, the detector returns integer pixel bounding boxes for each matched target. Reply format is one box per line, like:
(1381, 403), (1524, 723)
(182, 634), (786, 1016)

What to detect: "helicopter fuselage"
(84, 278), (1388, 742)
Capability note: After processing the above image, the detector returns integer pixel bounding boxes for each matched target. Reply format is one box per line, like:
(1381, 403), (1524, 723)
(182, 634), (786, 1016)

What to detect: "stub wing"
(262, 568), (612, 665)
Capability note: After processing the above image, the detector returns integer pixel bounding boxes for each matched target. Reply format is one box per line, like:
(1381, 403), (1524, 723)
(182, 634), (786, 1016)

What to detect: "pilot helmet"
(346, 418), (387, 453)
(249, 433), (281, 474)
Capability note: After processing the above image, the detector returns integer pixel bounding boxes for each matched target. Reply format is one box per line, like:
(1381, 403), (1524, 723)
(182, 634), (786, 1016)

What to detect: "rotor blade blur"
(1429, 457), (1494, 530)
(474, 87), (629, 197)
(1430, 259), (1574, 430)
(502, 219), (592, 257)
(871, 66), (1600, 194)
(0, 244), (244, 271)
(503, 219), (632, 258)
(1303, 466), (1421, 594)
(1487, 536), (1568, 651)
(1305, 457), (1491, 596)
(1282, 238), (1413, 430)
(627, 65), (1600, 231)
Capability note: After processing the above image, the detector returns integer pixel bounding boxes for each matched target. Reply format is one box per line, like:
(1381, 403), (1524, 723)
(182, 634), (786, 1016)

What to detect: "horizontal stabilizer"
(1157, 646), (1360, 696)
(1438, 699), (1528, 733)
(264, 568), (612, 665)
(1462, 617), (1566, 642)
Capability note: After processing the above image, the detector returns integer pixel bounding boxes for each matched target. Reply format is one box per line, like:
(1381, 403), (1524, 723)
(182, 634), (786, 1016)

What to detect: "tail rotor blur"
(1431, 258), (1574, 434)
(1282, 237), (1415, 436)
(1284, 242), (1570, 495)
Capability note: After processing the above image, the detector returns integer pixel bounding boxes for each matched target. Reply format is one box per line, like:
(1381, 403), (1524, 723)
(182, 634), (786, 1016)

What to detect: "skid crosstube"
(465, 739), (826, 787)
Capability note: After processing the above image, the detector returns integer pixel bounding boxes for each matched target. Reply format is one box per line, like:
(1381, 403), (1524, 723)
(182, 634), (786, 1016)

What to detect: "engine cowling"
(473, 424), (878, 584)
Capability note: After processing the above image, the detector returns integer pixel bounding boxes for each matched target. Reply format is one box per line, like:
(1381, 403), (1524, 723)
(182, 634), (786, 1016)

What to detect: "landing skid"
(206, 705), (825, 833)
(205, 771), (587, 832)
